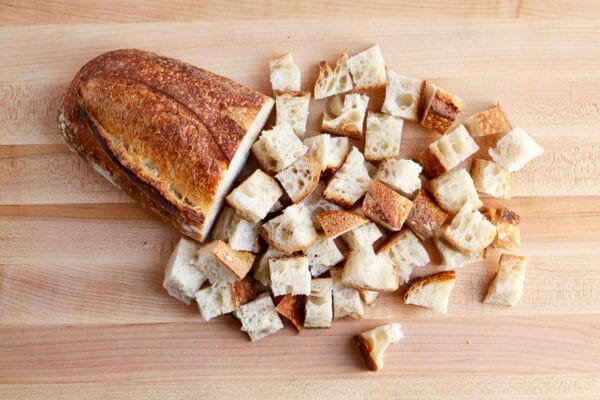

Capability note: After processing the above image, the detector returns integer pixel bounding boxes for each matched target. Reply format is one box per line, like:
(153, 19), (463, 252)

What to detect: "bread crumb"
(466, 339), (472, 345)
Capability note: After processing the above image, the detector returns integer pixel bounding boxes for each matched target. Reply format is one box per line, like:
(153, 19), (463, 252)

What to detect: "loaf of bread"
(58, 49), (274, 242)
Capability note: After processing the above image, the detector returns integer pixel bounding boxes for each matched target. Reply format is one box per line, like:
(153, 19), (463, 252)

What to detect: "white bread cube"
(259, 204), (318, 253)
(420, 84), (465, 134)
(195, 278), (255, 321)
(322, 93), (369, 139)
(360, 290), (379, 305)
(253, 246), (286, 287)
(304, 278), (333, 328)
(430, 169), (483, 213)
(318, 210), (369, 238)
(403, 271), (456, 313)
(305, 235), (344, 277)
(378, 229), (430, 284)
(275, 91), (311, 138)
(442, 202), (497, 253)
(484, 254), (527, 307)
(471, 159), (512, 199)
(269, 256), (312, 296)
(323, 147), (372, 208)
(416, 124), (479, 179)
(331, 267), (364, 320)
(342, 222), (382, 250)
(355, 323), (403, 371)
(304, 182), (342, 230)
(382, 71), (425, 121)
(342, 247), (400, 292)
(235, 293), (284, 341)
(163, 237), (206, 304)
(226, 169), (283, 224)
(269, 52), (300, 92)
(252, 124), (308, 174)
(347, 44), (387, 90)
(364, 112), (404, 161)
(304, 134), (350, 174)
(481, 207), (521, 252)
(275, 153), (321, 203)
(313, 52), (353, 99)
(211, 206), (260, 253)
(489, 127), (544, 172)
(362, 180), (413, 231)
(434, 229), (485, 270)
(197, 240), (255, 287)
(464, 103), (511, 137)
(375, 159), (422, 197)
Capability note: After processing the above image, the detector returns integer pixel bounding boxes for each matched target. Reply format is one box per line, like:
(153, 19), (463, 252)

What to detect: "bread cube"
(304, 182), (342, 230)
(430, 169), (483, 213)
(323, 147), (372, 207)
(375, 158), (422, 197)
(305, 235), (344, 277)
(269, 256), (311, 296)
(317, 210), (369, 238)
(275, 294), (305, 331)
(211, 206), (261, 253)
(235, 293), (284, 341)
(322, 93), (369, 138)
(355, 323), (403, 371)
(252, 124), (308, 174)
(342, 247), (400, 292)
(163, 237), (206, 304)
(304, 133), (350, 174)
(275, 153), (321, 203)
(331, 267), (364, 320)
(420, 84), (464, 134)
(481, 207), (521, 252)
(378, 229), (430, 284)
(471, 159), (512, 199)
(403, 271), (456, 313)
(253, 246), (286, 287)
(313, 52), (353, 99)
(197, 240), (255, 286)
(346, 44), (387, 90)
(342, 222), (382, 250)
(269, 52), (300, 92)
(275, 91), (311, 138)
(360, 290), (379, 305)
(489, 127), (544, 172)
(259, 204), (318, 253)
(464, 103), (511, 137)
(362, 180), (413, 231)
(406, 189), (448, 241)
(441, 202), (497, 253)
(195, 278), (255, 321)
(364, 112), (404, 161)
(382, 71), (425, 121)
(226, 169), (283, 224)
(415, 124), (479, 179)
(484, 254), (527, 307)
(434, 228), (485, 269)
(304, 278), (333, 328)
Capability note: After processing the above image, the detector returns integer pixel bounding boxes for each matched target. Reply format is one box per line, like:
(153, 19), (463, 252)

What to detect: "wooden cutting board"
(2, 2), (600, 398)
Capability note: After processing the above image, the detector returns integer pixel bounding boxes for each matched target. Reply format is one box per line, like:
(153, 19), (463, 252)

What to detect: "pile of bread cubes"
(163, 45), (544, 371)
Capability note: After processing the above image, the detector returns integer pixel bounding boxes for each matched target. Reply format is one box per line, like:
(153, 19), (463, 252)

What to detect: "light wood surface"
(1, 2), (600, 398)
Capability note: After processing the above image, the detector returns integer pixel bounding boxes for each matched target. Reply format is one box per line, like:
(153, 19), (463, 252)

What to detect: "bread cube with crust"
(471, 159), (512, 199)
(275, 294), (305, 331)
(489, 127), (544, 172)
(406, 189), (448, 241)
(464, 103), (511, 137)
(269, 256), (312, 296)
(305, 235), (345, 277)
(375, 159), (422, 197)
(378, 229), (430, 284)
(163, 237), (207, 304)
(342, 222), (382, 250)
(347, 45), (387, 90)
(420, 84), (464, 134)
(355, 323), (403, 371)
(481, 207), (521, 252)
(275, 91), (311, 138)
(382, 71), (425, 121)
(304, 182), (342, 230)
(211, 206), (261, 253)
(253, 246), (286, 287)
(260, 204), (318, 253)
(197, 240), (255, 287)
(304, 278), (333, 328)
(362, 180), (413, 231)
(434, 228), (485, 269)
(317, 210), (369, 238)
(360, 290), (379, 305)
(269, 52), (300, 92)
(323, 147), (372, 207)
(430, 169), (483, 213)
(304, 133), (350, 174)
(322, 93), (369, 138)
(364, 112), (404, 161)
(313, 52), (353, 99)
(342, 246), (400, 292)
(275, 153), (321, 203)
(195, 277), (255, 321)
(252, 124), (308, 174)
(226, 169), (283, 224)
(330, 267), (364, 320)
(235, 293), (284, 341)
(403, 271), (456, 313)
(441, 203), (497, 253)
(484, 254), (527, 307)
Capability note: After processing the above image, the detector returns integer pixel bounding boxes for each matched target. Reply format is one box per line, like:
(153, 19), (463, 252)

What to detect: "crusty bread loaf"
(260, 204), (318, 253)
(471, 159), (512, 199)
(275, 294), (305, 331)
(342, 247), (400, 292)
(430, 169), (483, 213)
(364, 112), (404, 161)
(362, 180), (413, 231)
(275, 91), (311, 138)
(464, 103), (511, 137)
(481, 207), (521, 252)
(275, 153), (321, 203)
(252, 124), (308, 174)
(235, 293), (284, 341)
(342, 222), (382, 250)
(403, 271), (456, 313)
(323, 147), (372, 207)
(304, 278), (333, 328)
(355, 323), (403, 371)
(197, 240), (255, 286)
(304, 133), (350, 174)
(360, 290), (379, 305)
(305, 235), (345, 277)
(269, 256), (312, 296)
(211, 206), (261, 253)
(163, 237), (207, 304)
(415, 124), (479, 179)
(441, 202), (497, 253)
(406, 189), (448, 241)
(313, 52), (354, 99)
(484, 254), (527, 307)
(378, 229), (430, 284)
(269, 52), (301, 92)
(58, 49), (274, 242)
(195, 277), (255, 321)
(382, 71), (425, 122)
(420, 84), (464, 134)
(375, 159), (422, 197)
(226, 169), (283, 224)
(322, 94), (369, 138)
(317, 210), (369, 238)
(434, 228), (485, 270)
(253, 246), (286, 287)
(346, 45), (387, 90)
(488, 127), (544, 172)
(330, 267), (364, 320)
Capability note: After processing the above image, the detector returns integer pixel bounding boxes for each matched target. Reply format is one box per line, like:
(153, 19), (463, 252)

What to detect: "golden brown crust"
(354, 334), (378, 371)
(212, 240), (255, 279)
(421, 87), (464, 134)
(406, 189), (448, 241)
(317, 210), (369, 238)
(414, 145), (448, 179)
(481, 207), (521, 252)
(362, 180), (413, 231)
(58, 49), (273, 241)
(275, 294), (305, 331)
(288, 154), (322, 203)
(230, 277), (257, 310)
(403, 270), (457, 302)
(321, 123), (362, 139)
(464, 103), (512, 137)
